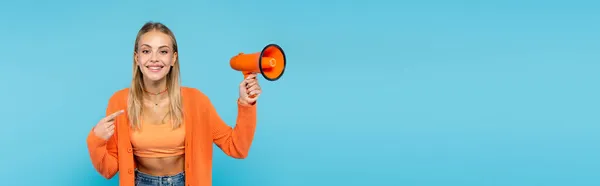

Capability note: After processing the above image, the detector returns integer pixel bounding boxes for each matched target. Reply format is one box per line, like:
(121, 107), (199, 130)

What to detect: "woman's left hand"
(239, 73), (262, 105)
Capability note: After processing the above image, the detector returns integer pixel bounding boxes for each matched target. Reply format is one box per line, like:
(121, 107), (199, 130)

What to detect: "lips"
(146, 65), (164, 72)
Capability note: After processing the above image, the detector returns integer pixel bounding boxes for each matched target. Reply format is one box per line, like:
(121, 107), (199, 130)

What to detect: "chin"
(144, 74), (168, 82)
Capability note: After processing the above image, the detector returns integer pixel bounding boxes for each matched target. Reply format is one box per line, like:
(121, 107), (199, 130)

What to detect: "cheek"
(137, 55), (147, 65)
(163, 55), (174, 65)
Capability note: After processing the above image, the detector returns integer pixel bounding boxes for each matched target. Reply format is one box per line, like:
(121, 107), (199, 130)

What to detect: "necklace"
(144, 87), (168, 111)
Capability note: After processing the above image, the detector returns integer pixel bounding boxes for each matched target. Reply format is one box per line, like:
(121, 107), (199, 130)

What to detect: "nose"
(150, 53), (158, 62)
(150, 51), (160, 62)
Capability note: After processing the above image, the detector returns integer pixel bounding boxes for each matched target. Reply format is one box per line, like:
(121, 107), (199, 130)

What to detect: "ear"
(172, 52), (178, 66)
(134, 52), (139, 65)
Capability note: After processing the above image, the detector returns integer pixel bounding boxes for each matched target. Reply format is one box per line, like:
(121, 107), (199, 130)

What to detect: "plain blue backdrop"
(1, 0), (599, 185)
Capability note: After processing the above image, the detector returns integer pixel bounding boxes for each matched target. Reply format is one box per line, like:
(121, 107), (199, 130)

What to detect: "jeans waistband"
(135, 169), (185, 186)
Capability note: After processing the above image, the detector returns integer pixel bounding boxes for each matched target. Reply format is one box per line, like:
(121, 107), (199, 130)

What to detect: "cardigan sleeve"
(206, 95), (258, 159)
(86, 94), (120, 179)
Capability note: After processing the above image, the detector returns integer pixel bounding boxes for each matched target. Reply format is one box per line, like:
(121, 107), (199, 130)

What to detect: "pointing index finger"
(105, 110), (125, 122)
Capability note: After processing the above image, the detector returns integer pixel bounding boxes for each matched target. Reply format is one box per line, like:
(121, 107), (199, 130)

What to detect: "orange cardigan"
(86, 87), (257, 186)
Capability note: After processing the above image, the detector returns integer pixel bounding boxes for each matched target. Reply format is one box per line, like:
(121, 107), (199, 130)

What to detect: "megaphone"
(230, 44), (286, 81)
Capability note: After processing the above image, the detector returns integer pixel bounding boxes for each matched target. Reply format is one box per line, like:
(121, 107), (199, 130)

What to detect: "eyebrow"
(140, 44), (171, 49)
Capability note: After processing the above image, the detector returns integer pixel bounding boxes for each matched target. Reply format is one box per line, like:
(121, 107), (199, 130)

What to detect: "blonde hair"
(128, 21), (183, 130)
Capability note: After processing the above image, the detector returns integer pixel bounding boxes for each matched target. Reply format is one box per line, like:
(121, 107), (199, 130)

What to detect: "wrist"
(238, 98), (255, 106)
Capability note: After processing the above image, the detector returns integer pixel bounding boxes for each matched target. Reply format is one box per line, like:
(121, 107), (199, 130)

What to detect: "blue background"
(1, 0), (599, 185)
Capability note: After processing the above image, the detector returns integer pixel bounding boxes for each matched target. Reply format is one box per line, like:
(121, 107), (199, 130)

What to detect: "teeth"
(149, 66), (162, 70)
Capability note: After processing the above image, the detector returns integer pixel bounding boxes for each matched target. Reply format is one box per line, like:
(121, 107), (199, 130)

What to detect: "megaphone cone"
(230, 44), (286, 81)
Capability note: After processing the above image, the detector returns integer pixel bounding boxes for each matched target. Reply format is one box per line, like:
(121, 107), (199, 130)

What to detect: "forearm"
(212, 101), (257, 158)
(86, 129), (119, 179)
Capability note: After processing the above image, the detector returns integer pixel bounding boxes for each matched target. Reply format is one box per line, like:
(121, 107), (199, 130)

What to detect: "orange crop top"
(130, 122), (186, 158)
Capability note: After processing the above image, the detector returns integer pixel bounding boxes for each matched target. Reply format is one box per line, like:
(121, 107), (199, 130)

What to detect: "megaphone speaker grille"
(259, 44), (286, 81)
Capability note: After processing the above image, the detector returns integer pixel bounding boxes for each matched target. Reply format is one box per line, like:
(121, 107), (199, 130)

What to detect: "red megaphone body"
(230, 44), (286, 81)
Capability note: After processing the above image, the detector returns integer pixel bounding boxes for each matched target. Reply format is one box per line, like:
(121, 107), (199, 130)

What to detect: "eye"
(160, 50), (169, 54)
(142, 50), (150, 54)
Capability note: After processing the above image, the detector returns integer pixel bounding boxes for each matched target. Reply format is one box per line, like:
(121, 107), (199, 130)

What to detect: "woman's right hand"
(93, 110), (125, 140)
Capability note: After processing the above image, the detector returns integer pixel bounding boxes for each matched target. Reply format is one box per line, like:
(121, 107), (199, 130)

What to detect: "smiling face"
(134, 30), (178, 82)
(128, 22), (184, 130)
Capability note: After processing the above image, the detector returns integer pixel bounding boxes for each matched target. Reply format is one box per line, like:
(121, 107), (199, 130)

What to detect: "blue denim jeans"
(135, 169), (185, 186)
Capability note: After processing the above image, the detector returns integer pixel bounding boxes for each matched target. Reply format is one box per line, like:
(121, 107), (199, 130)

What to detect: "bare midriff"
(135, 155), (185, 176)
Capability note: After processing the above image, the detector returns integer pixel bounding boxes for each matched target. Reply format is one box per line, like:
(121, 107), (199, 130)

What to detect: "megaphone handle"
(242, 71), (258, 98)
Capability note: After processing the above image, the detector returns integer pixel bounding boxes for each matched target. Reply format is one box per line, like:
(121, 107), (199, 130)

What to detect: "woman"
(86, 22), (261, 186)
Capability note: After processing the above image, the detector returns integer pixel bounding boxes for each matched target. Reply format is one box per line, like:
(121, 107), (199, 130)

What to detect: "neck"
(143, 78), (169, 102)
(144, 78), (167, 93)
